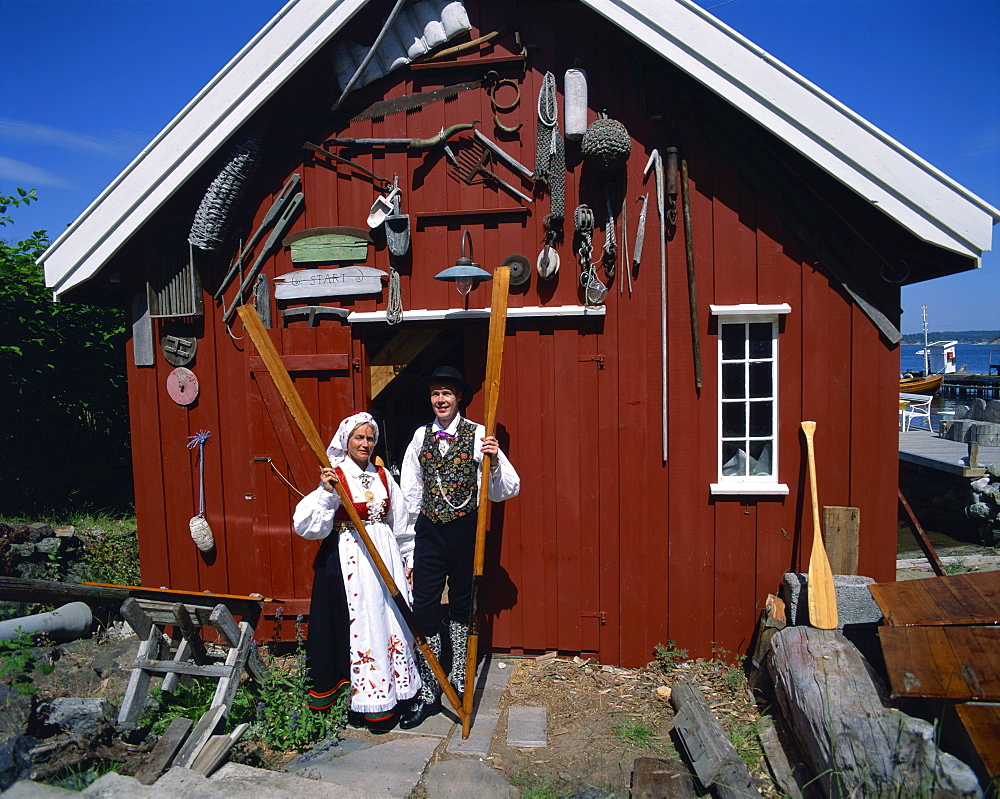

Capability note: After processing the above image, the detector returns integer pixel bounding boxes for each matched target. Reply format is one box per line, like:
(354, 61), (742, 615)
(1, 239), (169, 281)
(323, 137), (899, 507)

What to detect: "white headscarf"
(326, 412), (379, 465)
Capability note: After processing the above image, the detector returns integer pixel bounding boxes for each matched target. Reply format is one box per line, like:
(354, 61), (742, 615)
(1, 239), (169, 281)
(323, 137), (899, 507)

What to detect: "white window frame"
(710, 304), (791, 496)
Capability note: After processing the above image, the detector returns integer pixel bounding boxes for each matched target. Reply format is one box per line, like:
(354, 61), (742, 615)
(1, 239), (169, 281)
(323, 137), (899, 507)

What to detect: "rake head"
(447, 137), (493, 185)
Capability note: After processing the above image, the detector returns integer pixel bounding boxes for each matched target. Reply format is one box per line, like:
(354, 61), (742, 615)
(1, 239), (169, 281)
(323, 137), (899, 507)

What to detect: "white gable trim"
(42, 0), (998, 299)
(41, 0), (368, 298)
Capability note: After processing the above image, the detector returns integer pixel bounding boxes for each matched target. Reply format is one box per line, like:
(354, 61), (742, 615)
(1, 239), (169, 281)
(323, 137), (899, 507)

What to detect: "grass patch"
(611, 720), (657, 747)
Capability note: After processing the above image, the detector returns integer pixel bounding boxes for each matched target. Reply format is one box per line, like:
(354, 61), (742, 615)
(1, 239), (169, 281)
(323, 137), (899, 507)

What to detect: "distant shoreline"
(900, 332), (1000, 346)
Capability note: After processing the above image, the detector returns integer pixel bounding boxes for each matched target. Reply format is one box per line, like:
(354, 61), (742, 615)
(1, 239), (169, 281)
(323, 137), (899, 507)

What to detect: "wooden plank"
(631, 756), (696, 798)
(119, 597), (153, 640)
(869, 571), (1000, 627)
(822, 506), (859, 575)
(160, 635), (192, 695)
(879, 626), (1000, 700)
(134, 716), (193, 785)
(190, 723), (250, 776)
(133, 659), (233, 679)
(955, 702), (1000, 793)
(211, 622), (254, 715)
(670, 680), (762, 798)
(210, 605), (270, 684)
(118, 627), (161, 726)
(368, 329), (440, 399)
(172, 705), (226, 769)
(172, 603), (209, 666)
(249, 354), (349, 372)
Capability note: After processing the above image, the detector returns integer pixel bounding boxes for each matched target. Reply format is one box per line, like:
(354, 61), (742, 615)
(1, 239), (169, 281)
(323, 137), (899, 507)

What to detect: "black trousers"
(412, 512), (476, 636)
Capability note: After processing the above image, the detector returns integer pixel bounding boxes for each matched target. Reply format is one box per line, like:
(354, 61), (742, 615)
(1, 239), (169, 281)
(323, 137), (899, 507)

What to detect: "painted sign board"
(274, 267), (387, 300)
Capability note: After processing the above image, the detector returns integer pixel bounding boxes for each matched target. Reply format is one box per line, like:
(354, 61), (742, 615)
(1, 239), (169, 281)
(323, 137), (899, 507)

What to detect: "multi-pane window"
(710, 304), (790, 495)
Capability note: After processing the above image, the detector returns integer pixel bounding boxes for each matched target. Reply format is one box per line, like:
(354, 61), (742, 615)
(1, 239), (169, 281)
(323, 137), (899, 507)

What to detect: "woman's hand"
(320, 467), (340, 493)
(405, 565), (413, 588)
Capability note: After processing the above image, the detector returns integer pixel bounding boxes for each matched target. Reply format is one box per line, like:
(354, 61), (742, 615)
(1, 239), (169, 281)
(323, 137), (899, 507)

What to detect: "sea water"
(900, 343), (1000, 376)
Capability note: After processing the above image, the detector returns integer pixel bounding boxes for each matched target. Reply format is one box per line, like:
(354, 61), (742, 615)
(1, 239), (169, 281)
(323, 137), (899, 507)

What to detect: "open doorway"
(364, 326), (466, 477)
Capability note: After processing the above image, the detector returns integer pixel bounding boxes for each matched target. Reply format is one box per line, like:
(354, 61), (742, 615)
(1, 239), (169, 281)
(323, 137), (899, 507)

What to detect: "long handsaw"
(236, 305), (468, 725)
(214, 174), (301, 300)
(348, 78), (486, 121)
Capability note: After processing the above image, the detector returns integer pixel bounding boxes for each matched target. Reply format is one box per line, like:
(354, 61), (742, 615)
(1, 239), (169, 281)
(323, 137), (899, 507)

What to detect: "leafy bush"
(0, 629), (54, 696)
(1, 190), (132, 516)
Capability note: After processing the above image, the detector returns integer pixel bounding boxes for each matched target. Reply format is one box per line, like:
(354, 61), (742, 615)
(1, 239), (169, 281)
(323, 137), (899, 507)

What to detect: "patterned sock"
(448, 620), (469, 694)
(417, 632), (442, 705)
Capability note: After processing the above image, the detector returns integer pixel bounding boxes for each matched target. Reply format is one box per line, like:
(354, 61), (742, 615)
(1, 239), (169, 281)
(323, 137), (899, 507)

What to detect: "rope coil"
(535, 72), (565, 222)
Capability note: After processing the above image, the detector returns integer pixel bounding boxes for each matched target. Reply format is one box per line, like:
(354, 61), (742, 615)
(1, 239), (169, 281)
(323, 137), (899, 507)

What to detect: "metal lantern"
(434, 230), (492, 295)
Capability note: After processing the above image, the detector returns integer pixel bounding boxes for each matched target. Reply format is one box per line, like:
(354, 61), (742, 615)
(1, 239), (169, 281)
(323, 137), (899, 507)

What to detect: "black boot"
(400, 632), (441, 730)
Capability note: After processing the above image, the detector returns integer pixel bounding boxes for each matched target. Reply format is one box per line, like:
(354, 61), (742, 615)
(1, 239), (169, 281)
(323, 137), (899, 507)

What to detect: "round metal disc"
(502, 254), (531, 287)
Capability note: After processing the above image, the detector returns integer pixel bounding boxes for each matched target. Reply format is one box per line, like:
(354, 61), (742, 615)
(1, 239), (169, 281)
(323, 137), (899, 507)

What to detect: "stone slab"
(781, 573), (882, 628)
(448, 708), (500, 756)
(393, 708), (455, 738)
(273, 735), (440, 797)
(507, 706), (547, 748)
(424, 758), (518, 799)
(3, 781), (80, 798)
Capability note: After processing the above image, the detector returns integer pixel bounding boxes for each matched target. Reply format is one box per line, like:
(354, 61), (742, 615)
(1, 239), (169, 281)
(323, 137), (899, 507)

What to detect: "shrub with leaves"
(0, 629), (54, 696)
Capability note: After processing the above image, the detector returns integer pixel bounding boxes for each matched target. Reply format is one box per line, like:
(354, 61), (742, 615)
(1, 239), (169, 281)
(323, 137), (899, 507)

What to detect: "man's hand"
(481, 435), (499, 467)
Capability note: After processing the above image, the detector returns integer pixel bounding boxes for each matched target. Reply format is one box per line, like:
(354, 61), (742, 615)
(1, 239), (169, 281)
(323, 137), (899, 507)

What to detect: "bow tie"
(434, 431), (456, 441)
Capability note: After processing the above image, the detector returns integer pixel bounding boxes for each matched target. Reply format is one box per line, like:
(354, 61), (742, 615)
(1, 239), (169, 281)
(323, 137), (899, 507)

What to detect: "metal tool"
(348, 78), (486, 121)
(324, 122), (474, 150)
(444, 139), (533, 204)
(644, 150), (667, 462)
(633, 194), (648, 273)
(222, 192), (303, 325)
(214, 174), (301, 300)
(302, 143), (392, 192)
(472, 129), (533, 180)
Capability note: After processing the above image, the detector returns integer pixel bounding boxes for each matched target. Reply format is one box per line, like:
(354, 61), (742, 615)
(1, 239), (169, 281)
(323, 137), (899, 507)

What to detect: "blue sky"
(3, 0), (998, 335)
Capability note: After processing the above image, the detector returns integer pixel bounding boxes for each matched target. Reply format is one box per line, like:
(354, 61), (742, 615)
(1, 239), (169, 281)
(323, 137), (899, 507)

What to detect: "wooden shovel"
(236, 305), (467, 724)
(800, 422), (839, 629)
(462, 264), (511, 738)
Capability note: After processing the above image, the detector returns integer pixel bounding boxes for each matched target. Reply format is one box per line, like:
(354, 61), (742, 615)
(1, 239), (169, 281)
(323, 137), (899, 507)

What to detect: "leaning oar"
(462, 265), (510, 739)
(236, 305), (467, 724)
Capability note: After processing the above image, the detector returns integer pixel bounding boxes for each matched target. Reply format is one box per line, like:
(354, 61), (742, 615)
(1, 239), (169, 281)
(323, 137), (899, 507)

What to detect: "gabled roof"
(41, 0), (999, 299)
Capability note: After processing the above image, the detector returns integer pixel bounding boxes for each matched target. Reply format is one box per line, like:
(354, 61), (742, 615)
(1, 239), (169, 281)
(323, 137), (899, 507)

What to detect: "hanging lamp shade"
(434, 230), (492, 295)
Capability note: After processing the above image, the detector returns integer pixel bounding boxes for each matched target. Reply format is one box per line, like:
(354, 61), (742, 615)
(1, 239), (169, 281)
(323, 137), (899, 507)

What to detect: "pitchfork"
(444, 137), (533, 204)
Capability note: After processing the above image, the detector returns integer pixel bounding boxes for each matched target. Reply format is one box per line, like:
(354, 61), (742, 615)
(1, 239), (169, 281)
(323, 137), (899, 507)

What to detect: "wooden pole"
(236, 305), (467, 723)
(462, 265), (510, 738)
(800, 422), (838, 629)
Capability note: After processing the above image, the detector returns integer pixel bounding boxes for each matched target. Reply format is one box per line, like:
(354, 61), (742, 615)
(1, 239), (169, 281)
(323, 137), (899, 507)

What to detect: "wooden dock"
(941, 373), (1000, 400)
(899, 428), (1000, 478)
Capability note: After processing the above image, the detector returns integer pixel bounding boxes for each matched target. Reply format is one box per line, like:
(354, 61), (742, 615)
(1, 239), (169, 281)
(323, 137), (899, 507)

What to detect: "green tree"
(1, 190), (133, 515)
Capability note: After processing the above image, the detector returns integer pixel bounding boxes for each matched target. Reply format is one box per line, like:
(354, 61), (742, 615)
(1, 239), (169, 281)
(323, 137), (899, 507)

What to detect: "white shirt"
(292, 457), (414, 566)
(399, 413), (520, 524)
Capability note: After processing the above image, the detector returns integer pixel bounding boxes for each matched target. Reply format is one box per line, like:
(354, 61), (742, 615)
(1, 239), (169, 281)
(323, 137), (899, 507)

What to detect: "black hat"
(421, 365), (473, 401)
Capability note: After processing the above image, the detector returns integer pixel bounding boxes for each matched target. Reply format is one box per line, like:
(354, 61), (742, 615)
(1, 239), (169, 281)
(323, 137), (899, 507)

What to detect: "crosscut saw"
(347, 76), (490, 121)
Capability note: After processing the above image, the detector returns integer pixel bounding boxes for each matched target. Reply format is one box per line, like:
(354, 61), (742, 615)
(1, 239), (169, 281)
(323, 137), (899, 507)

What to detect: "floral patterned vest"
(419, 419), (478, 524)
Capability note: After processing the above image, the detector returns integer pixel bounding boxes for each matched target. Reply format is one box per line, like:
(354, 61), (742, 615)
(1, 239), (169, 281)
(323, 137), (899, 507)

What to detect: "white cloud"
(0, 117), (142, 159)
(963, 121), (1000, 158)
(0, 156), (77, 189)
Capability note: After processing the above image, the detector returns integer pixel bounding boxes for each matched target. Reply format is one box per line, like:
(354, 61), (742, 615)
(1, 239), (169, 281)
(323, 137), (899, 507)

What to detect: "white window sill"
(710, 483), (789, 496)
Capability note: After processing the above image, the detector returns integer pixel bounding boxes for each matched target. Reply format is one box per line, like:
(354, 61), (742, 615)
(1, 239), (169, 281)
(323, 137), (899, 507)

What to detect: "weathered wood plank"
(879, 625), (1000, 700)
(249, 353), (349, 373)
(172, 705), (226, 769)
(273, 267), (387, 300)
(822, 506), (859, 575)
(631, 756), (696, 798)
(210, 604), (270, 683)
(869, 572), (1000, 627)
(955, 702), (1000, 794)
(134, 716), (193, 785)
(189, 723), (250, 776)
(133, 659), (233, 678)
(210, 621), (254, 715)
(172, 603), (209, 666)
(670, 680), (762, 798)
(118, 628), (161, 727)
(766, 626), (981, 797)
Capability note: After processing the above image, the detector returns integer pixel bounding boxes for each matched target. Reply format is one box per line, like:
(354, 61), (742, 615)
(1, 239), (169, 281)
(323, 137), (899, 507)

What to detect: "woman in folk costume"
(293, 412), (420, 730)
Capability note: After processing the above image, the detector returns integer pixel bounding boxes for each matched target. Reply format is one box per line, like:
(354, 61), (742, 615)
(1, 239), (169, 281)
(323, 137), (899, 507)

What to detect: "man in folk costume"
(293, 412), (420, 731)
(398, 366), (520, 728)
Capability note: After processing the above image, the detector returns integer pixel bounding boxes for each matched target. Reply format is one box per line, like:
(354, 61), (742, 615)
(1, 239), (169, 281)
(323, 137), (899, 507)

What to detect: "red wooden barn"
(41, 0), (998, 666)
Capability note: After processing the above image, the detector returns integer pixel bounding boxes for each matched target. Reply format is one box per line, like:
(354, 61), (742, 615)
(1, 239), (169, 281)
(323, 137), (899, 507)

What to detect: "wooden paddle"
(800, 421), (839, 629)
(462, 265), (511, 738)
(236, 305), (467, 724)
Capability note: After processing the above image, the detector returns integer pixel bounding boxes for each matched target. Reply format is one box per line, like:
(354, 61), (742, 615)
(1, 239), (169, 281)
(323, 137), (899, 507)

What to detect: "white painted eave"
(40, 0), (368, 299)
(585, 0), (999, 262)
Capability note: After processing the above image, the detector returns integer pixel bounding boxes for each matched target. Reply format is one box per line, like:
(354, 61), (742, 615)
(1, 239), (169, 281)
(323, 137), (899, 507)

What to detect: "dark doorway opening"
(365, 326), (466, 476)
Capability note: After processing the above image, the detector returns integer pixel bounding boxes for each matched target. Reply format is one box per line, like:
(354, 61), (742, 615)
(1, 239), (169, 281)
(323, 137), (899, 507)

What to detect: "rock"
(0, 733), (38, 791)
(986, 399), (1000, 423)
(969, 398), (988, 421)
(33, 698), (115, 737)
(0, 685), (34, 736)
(424, 758), (518, 798)
(966, 502), (991, 519)
(25, 524), (53, 543)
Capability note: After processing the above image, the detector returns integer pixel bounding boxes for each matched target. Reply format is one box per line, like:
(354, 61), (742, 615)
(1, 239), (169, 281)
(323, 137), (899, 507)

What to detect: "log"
(766, 626), (982, 797)
(670, 680), (762, 798)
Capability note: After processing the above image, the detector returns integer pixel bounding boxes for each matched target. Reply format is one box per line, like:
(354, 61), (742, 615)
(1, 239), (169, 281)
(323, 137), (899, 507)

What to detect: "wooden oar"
(800, 422), (839, 629)
(236, 305), (467, 723)
(462, 265), (510, 739)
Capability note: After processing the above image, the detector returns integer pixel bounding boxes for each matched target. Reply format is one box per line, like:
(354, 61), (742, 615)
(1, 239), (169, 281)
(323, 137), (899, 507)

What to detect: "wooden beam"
(822, 506), (859, 575)
(368, 329), (440, 398)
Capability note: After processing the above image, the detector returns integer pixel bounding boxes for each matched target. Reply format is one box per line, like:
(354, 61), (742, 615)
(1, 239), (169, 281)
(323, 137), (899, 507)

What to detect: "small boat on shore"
(900, 373), (944, 395)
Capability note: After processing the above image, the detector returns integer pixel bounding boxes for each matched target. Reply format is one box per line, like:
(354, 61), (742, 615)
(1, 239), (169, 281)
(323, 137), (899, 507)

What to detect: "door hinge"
(580, 610), (607, 625)
(578, 355), (605, 369)
(352, 358), (362, 373)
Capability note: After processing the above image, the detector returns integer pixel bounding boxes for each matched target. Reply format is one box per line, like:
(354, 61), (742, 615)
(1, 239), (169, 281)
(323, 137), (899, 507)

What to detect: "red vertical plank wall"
(123, 0), (902, 659)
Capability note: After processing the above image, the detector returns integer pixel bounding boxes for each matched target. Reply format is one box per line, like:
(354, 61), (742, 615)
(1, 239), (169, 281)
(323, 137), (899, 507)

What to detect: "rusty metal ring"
(489, 78), (521, 113)
(494, 113), (522, 134)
